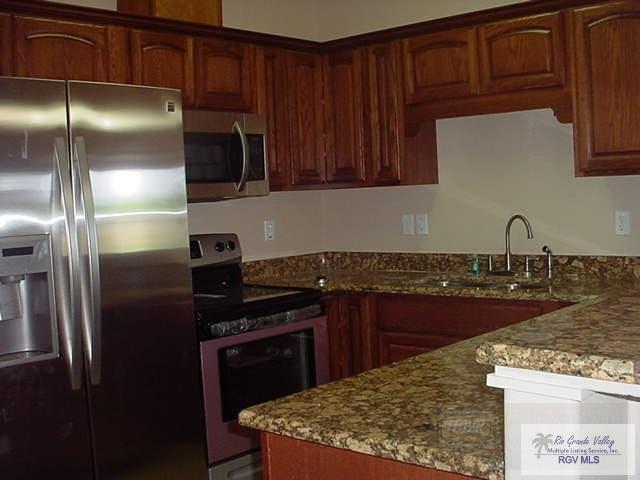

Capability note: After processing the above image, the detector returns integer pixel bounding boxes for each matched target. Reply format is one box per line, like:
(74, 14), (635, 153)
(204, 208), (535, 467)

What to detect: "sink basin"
(418, 278), (550, 291)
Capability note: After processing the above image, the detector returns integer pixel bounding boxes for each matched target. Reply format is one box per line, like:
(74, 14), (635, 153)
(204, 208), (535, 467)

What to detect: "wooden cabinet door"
(195, 38), (256, 111)
(374, 294), (571, 366)
(378, 331), (449, 365)
(573, 1), (640, 175)
(0, 14), (11, 76)
(403, 27), (479, 104)
(364, 42), (402, 186)
(13, 16), (110, 81)
(130, 29), (195, 105)
(286, 51), (326, 186)
(478, 12), (566, 94)
(258, 47), (291, 190)
(327, 293), (372, 381)
(323, 49), (365, 185)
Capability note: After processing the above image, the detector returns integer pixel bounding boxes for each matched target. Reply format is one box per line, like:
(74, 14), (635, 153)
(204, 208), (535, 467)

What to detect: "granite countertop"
(239, 267), (639, 479)
(239, 332), (507, 479)
(476, 292), (640, 384)
(246, 268), (606, 303)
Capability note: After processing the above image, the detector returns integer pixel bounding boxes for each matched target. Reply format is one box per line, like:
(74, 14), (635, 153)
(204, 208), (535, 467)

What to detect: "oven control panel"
(189, 233), (242, 268)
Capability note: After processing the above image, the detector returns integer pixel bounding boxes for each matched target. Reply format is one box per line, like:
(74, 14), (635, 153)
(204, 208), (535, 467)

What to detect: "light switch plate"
(615, 211), (631, 236)
(416, 213), (429, 235)
(402, 214), (415, 235)
(264, 220), (276, 241)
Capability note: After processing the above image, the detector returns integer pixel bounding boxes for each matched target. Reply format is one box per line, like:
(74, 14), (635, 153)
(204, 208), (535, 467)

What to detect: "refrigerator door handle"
(53, 137), (82, 391)
(73, 136), (102, 386)
(233, 120), (249, 192)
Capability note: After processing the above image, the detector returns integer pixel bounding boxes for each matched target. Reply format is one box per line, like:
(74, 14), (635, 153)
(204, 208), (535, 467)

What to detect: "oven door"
(184, 111), (268, 201)
(200, 316), (329, 464)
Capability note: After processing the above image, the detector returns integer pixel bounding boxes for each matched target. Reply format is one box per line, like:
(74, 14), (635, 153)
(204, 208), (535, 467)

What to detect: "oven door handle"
(233, 120), (250, 193)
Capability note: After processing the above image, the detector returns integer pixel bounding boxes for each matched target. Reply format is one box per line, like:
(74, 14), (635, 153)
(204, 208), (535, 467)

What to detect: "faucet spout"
(504, 214), (533, 272)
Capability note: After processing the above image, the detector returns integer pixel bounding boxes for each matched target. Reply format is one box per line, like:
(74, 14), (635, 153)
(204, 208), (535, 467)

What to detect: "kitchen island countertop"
(240, 268), (639, 479)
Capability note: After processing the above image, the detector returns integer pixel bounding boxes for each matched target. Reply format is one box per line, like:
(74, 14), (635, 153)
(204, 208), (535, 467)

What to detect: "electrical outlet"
(615, 211), (631, 236)
(416, 213), (429, 235)
(402, 214), (415, 235)
(264, 220), (276, 241)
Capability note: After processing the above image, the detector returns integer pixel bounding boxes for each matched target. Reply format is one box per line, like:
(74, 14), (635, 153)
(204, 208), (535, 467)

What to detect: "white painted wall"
(313, 0), (524, 40)
(47, 0), (117, 10)
(323, 110), (640, 256)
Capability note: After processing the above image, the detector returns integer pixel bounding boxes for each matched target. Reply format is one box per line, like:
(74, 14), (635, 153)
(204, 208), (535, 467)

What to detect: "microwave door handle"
(53, 137), (82, 390)
(233, 121), (250, 192)
(72, 136), (102, 386)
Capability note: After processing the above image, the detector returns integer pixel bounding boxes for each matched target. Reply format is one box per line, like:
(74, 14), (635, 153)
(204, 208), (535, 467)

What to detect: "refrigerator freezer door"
(67, 82), (206, 479)
(0, 77), (93, 479)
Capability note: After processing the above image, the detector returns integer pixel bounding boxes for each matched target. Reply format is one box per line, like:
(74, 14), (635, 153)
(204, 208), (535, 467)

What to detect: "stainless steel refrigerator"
(0, 77), (206, 479)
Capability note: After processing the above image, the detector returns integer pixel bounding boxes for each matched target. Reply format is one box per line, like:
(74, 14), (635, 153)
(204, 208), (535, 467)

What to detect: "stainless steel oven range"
(190, 234), (329, 480)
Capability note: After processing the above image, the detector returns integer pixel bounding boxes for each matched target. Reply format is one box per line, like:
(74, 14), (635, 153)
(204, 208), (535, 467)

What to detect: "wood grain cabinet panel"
(13, 16), (110, 81)
(286, 50), (326, 186)
(259, 47), (291, 190)
(403, 27), (479, 104)
(573, 1), (640, 175)
(0, 14), (11, 75)
(130, 29), (194, 105)
(323, 49), (366, 185)
(378, 332), (446, 365)
(364, 42), (403, 185)
(374, 294), (571, 366)
(326, 293), (373, 381)
(195, 38), (256, 111)
(478, 12), (566, 94)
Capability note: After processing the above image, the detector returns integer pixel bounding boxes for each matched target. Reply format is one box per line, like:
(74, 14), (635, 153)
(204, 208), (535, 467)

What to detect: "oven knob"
(214, 241), (225, 253)
(210, 322), (227, 338)
(226, 240), (236, 251)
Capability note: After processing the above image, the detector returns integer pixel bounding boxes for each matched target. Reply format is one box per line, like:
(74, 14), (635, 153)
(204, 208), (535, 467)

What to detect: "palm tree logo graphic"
(532, 433), (554, 459)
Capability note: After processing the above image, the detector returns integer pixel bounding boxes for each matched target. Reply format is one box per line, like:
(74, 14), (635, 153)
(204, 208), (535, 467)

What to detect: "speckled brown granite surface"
(239, 333), (506, 479)
(238, 252), (640, 480)
(476, 293), (640, 384)
(243, 252), (640, 281)
(246, 268), (606, 303)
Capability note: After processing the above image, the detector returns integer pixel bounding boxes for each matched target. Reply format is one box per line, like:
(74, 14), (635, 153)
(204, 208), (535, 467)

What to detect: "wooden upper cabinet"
(195, 38), (256, 111)
(323, 49), (365, 185)
(478, 12), (566, 94)
(118, 0), (222, 27)
(286, 51), (325, 186)
(13, 16), (110, 81)
(259, 47), (291, 190)
(364, 42), (403, 185)
(573, 1), (640, 175)
(130, 29), (195, 105)
(403, 27), (479, 104)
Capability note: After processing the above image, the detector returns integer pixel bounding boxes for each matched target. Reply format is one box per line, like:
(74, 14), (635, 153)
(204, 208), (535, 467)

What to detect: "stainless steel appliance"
(0, 77), (206, 479)
(190, 234), (329, 480)
(183, 111), (269, 202)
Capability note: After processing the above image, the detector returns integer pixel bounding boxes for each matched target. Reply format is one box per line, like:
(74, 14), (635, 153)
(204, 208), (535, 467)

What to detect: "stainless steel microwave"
(183, 111), (269, 201)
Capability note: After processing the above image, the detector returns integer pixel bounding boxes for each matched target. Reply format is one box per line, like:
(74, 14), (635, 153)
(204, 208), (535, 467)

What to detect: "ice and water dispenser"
(0, 235), (58, 367)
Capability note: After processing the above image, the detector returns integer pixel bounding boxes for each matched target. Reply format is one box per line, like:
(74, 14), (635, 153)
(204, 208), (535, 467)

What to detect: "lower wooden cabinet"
(373, 294), (572, 366)
(327, 291), (572, 376)
(0, 14), (11, 76)
(326, 293), (373, 381)
(262, 432), (482, 480)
